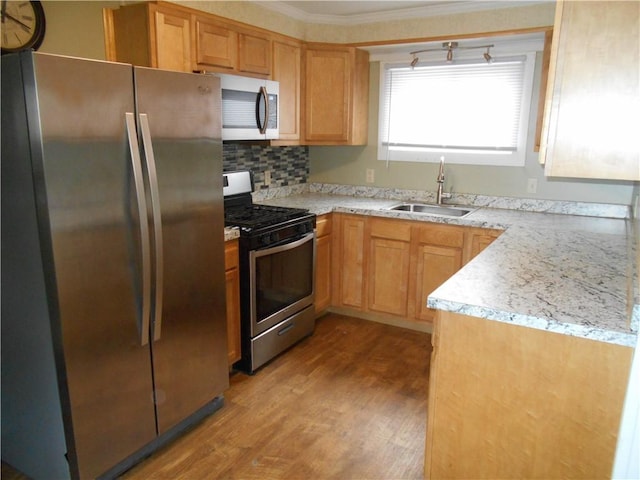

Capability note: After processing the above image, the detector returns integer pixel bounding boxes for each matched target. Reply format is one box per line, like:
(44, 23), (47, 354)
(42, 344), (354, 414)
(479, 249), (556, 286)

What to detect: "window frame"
(377, 52), (537, 167)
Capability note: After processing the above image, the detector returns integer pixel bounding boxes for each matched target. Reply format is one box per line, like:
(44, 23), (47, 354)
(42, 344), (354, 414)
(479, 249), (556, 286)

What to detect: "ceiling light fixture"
(409, 42), (494, 67)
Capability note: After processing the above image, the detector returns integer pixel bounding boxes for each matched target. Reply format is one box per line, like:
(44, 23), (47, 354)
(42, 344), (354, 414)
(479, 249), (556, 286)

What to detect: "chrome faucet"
(436, 156), (446, 204)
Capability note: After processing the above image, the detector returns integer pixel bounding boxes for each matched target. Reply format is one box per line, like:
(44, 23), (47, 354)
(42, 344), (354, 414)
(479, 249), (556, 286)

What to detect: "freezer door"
(30, 54), (157, 477)
(134, 67), (229, 434)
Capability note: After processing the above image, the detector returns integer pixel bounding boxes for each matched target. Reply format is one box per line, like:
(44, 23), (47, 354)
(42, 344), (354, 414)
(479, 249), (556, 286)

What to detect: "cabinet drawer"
(414, 223), (464, 248)
(225, 240), (239, 270)
(316, 214), (332, 237)
(370, 217), (411, 241)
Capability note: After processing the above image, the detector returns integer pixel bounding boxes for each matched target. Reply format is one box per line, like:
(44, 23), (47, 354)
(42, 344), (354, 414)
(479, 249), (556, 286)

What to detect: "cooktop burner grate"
(224, 204), (310, 230)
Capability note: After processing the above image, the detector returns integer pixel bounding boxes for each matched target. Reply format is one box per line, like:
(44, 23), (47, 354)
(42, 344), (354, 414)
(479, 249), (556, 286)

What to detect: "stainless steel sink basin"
(386, 203), (474, 218)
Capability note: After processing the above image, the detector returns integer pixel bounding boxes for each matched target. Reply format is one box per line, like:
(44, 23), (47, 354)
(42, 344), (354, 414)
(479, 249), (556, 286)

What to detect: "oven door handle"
(253, 232), (315, 258)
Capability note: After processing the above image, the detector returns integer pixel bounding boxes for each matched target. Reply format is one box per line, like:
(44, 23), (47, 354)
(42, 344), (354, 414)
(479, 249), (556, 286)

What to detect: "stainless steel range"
(223, 171), (316, 374)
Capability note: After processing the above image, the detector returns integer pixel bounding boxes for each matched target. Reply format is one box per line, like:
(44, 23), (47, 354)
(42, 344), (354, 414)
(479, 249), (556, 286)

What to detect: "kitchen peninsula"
(255, 184), (638, 478)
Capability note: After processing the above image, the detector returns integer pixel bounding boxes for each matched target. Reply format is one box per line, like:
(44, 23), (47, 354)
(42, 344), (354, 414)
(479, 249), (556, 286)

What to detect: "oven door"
(249, 232), (316, 336)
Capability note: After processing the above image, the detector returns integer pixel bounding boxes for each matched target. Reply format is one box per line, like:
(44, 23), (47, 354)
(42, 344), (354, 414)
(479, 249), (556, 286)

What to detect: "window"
(378, 54), (536, 166)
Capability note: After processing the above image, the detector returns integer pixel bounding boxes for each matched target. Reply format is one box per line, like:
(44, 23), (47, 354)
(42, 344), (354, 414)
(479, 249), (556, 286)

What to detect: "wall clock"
(1, 0), (46, 54)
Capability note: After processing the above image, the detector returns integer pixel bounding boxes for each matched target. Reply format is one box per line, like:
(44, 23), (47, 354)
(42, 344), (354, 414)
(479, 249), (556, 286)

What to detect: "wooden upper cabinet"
(104, 2), (192, 72)
(272, 38), (302, 143)
(152, 5), (192, 72)
(540, 0), (640, 181)
(302, 45), (369, 145)
(193, 15), (238, 71)
(106, 2), (273, 78)
(193, 16), (271, 77)
(238, 31), (272, 76)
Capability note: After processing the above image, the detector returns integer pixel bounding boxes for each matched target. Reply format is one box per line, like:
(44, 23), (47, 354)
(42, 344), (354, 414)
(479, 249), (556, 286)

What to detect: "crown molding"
(251, 1), (551, 26)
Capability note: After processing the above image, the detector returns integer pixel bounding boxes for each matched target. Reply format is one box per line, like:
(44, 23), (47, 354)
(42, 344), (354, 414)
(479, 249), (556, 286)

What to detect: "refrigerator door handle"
(125, 112), (152, 346)
(138, 113), (164, 342)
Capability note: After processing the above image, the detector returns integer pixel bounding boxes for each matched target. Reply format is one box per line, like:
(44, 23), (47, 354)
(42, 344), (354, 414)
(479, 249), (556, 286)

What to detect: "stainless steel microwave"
(219, 74), (279, 141)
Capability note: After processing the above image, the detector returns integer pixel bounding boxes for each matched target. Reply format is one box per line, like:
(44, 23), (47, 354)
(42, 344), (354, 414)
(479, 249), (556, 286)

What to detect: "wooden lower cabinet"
(425, 310), (633, 479)
(314, 214), (332, 314)
(331, 214), (490, 327)
(412, 244), (462, 323)
(367, 218), (411, 317)
(409, 222), (464, 323)
(334, 214), (367, 310)
(464, 227), (502, 264)
(224, 239), (241, 366)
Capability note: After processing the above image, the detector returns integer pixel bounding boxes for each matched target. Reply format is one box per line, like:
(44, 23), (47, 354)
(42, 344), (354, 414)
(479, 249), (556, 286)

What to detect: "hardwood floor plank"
(2, 314), (431, 479)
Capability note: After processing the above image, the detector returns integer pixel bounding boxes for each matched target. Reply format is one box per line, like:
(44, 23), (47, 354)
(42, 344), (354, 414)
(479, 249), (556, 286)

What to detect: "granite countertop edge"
(253, 186), (638, 348)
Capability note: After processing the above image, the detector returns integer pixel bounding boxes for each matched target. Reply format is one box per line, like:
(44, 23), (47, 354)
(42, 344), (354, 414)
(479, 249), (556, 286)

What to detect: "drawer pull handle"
(278, 323), (295, 336)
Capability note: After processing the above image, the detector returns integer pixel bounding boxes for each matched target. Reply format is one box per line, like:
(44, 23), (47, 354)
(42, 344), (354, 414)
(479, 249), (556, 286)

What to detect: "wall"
(309, 56), (636, 205)
(39, 1), (121, 60)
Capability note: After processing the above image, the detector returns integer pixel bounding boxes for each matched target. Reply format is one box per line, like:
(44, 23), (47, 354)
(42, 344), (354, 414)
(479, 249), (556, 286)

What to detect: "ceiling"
(255, 1), (547, 25)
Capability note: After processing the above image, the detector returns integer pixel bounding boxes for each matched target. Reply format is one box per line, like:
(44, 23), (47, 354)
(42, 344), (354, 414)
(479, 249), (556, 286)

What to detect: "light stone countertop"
(255, 190), (637, 348)
(224, 227), (239, 242)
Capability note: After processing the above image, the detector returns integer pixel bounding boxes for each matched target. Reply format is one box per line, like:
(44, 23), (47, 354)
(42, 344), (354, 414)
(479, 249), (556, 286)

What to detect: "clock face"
(1, 1), (46, 53)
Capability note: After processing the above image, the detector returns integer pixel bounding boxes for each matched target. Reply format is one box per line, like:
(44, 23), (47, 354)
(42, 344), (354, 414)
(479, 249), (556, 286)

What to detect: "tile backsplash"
(223, 144), (309, 189)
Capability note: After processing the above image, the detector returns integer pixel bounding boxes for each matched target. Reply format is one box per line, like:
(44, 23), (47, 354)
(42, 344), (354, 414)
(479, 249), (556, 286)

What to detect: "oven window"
(254, 236), (314, 322)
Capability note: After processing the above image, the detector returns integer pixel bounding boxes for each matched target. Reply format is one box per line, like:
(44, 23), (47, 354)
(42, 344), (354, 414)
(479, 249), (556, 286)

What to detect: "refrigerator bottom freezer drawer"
(250, 305), (315, 373)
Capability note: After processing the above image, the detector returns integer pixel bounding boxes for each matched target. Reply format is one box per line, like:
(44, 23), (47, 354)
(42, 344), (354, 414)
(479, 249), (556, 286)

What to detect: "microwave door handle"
(125, 112), (151, 347)
(257, 86), (269, 134)
(138, 113), (164, 343)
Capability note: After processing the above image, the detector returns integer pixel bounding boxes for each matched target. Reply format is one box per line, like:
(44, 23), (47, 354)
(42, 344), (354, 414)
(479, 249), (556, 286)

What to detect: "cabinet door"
(151, 5), (192, 72)
(303, 47), (352, 143)
(225, 240), (241, 365)
(194, 16), (238, 71)
(414, 244), (462, 323)
(337, 215), (366, 309)
(541, 1), (639, 180)
(367, 218), (411, 316)
(238, 31), (271, 76)
(463, 228), (502, 264)
(315, 215), (332, 313)
(225, 267), (241, 365)
(368, 238), (411, 316)
(315, 234), (332, 314)
(272, 39), (301, 142)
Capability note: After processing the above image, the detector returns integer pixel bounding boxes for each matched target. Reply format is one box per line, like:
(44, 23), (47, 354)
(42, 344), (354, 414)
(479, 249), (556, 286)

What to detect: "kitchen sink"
(385, 203), (475, 218)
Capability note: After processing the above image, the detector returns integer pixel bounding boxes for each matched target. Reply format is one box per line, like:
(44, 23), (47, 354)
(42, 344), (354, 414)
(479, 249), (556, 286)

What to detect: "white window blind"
(378, 55), (534, 166)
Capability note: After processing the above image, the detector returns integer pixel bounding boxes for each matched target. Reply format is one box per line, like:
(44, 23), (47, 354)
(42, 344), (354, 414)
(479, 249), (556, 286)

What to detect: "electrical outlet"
(264, 170), (271, 186)
(527, 178), (537, 194)
(366, 168), (375, 183)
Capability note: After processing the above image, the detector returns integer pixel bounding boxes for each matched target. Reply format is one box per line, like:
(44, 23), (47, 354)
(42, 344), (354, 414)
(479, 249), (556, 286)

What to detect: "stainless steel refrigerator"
(1, 52), (228, 479)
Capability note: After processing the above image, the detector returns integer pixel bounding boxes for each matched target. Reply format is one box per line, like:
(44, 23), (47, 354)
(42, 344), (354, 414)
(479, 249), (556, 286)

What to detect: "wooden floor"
(3, 314), (432, 479)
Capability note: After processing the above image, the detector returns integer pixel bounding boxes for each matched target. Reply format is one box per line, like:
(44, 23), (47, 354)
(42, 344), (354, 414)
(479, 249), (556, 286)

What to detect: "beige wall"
(39, 1), (122, 60)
